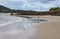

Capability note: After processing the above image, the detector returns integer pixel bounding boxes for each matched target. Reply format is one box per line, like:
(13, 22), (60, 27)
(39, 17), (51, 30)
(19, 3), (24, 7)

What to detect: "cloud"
(0, 0), (60, 11)
(9, 0), (27, 2)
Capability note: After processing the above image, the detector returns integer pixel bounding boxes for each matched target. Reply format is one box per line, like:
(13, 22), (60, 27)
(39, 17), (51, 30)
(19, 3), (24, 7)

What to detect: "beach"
(0, 15), (46, 39)
(0, 15), (60, 39)
(28, 16), (60, 39)
(0, 1), (60, 39)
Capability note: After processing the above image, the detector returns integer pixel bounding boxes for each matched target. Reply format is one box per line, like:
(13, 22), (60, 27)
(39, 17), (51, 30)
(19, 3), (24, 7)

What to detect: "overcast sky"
(0, 0), (60, 11)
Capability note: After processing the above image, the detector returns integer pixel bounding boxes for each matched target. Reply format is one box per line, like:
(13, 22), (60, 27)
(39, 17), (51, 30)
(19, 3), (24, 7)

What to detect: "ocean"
(0, 13), (49, 39)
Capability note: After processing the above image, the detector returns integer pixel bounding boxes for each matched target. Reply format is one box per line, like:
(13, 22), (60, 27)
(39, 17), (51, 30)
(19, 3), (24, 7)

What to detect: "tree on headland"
(49, 7), (60, 12)
(49, 7), (60, 16)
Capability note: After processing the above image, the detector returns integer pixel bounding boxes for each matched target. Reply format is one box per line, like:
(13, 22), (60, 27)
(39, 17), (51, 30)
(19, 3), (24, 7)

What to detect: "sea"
(0, 13), (49, 39)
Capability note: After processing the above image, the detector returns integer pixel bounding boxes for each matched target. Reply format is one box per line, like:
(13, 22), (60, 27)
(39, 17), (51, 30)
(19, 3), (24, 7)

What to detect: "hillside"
(0, 5), (11, 12)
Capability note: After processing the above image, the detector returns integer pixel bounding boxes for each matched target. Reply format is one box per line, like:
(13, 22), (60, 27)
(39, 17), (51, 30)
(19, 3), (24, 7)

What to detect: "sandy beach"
(28, 16), (60, 39)
(0, 15), (60, 39)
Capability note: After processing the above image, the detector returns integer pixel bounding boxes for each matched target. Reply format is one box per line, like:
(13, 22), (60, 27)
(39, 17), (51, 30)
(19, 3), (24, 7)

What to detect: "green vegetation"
(49, 7), (60, 16)
(0, 5), (60, 16)
(49, 7), (60, 12)
(0, 5), (11, 13)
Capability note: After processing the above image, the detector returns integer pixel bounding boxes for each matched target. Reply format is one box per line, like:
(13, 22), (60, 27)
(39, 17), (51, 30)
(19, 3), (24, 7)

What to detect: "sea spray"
(0, 15), (23, 27)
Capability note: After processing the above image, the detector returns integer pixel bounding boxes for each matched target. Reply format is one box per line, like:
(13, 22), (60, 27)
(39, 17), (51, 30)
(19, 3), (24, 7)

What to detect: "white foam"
(0, 15), (53, 39)
(0, 15), (22, 27)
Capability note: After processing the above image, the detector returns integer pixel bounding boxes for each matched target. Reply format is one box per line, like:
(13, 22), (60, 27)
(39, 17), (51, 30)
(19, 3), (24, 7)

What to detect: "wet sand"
(0, 15), (37, 39)
(28, 16), (60, 39)
(0, 15), (60, 39)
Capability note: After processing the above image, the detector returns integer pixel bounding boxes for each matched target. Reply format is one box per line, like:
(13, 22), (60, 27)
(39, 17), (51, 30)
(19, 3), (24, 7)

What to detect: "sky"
(0, 0), (60, 11)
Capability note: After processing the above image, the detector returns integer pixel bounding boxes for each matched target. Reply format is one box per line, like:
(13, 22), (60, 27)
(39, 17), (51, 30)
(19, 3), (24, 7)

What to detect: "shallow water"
(0, 15), (49, 39)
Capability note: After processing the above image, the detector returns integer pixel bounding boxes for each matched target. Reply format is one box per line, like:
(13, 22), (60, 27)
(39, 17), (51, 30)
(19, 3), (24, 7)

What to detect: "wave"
(0, 15), (23, 27)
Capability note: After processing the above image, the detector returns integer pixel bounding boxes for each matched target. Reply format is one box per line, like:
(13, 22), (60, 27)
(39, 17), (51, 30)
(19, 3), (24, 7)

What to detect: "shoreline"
(0, 15), (53, 39)
(28, 16), (60, 39)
